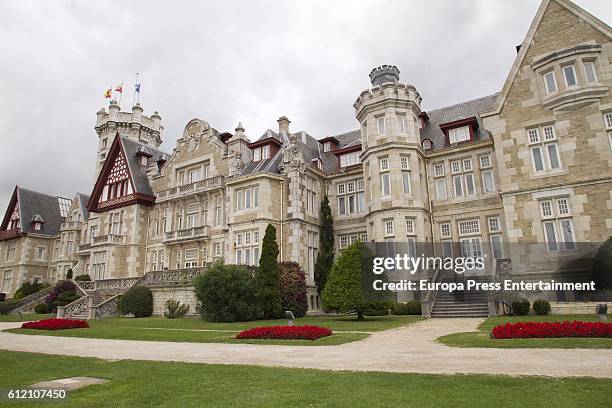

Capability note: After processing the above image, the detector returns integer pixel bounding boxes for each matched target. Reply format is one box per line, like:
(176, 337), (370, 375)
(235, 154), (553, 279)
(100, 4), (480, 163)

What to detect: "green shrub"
(532, 299), (551, 315)
(55, 291), (79, 307)
(164, 299), (189, 319)
(0, 299), (19, 315)
(363, 308), (388, 316)
(34, 303), (48, 314)
(0, 293), (6, 302)
(392, 301), (422, 315)
(44, 280), (77, 313)
(66, 270), (73, 279)
(279, 262), (308, 318)
(119, 286), (153, 318)
(194, 261), (259, 322)
(512, 299), (530, 315)
(13, 281), (49, 300)
(74, 274), (91, 282)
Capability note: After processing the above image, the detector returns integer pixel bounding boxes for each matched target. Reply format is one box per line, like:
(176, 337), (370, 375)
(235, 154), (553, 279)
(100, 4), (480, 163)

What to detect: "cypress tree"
(256, 224), (283, 318)
(322, 241), (366, 320)
(314, 195), (334, 293)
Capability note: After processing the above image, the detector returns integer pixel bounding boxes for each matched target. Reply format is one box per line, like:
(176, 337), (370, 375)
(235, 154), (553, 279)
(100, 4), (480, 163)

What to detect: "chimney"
(277, 116), (290, 134)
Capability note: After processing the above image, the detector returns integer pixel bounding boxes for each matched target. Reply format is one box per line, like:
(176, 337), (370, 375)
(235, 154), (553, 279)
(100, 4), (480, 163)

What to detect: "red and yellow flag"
(115, 85), (123, 93)
(104, 88), (112, 98)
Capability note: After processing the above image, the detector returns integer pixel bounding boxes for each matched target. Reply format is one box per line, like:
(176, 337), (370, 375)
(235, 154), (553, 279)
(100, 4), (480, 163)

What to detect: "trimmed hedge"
(392, 301), (422, 315)
(279, 262), (308, 318)
(194, 262), (259, 322)
(74, 274), (91, 282)
(119, 286), (153, 318)
(533, 300), (551, 315)
(512, 299), (530, 316)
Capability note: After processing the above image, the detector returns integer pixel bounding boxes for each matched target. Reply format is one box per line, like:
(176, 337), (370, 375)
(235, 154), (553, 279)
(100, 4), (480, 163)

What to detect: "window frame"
(543, 70), (558, 95)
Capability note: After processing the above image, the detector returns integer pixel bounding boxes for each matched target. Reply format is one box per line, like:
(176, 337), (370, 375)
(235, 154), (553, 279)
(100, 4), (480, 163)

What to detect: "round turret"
(369, 65), (400, 86)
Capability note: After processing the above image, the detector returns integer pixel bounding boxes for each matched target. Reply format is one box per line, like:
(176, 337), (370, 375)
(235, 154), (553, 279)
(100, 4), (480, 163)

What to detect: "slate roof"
(420, 93), (499, 150)
(8, 187), (67, 236)
(120, 137), (170, 197)
(77, 193), (91, 221)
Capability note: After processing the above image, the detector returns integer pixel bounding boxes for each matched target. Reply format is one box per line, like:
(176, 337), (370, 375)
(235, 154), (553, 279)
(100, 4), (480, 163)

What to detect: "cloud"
(0, 0), (610, 213)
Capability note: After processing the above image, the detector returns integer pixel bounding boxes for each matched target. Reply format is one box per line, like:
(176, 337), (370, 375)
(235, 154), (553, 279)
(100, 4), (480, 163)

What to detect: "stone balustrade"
(92, 234), (125, 245)
(163, 226), (210, 243)
(156, 176), (224, 202)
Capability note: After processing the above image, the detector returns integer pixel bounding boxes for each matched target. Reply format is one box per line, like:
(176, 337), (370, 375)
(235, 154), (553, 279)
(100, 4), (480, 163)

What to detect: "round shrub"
(392, 301), (422, 315)
(533, 299), (551, 315)
(44, 281), (78, 313)
(164, 298), (189, 319)
(512, 299), (530, 316)
(74, 274), (91, 282)
(65, 270), (73, 279)
(119, 286), (153, 318)
(194, 262), (259, 322)
(34, 303), (48, 314)
(279, 262), (308, 318)
(0, 299), (19, 315)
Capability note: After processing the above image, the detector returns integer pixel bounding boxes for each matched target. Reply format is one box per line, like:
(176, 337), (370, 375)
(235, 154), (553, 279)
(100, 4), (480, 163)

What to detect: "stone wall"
(150, 285), (199, 316)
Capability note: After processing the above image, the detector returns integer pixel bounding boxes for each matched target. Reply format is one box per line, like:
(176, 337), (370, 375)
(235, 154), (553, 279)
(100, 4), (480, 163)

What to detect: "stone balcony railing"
(92, 234), (125, 246)
(163, 225), (210, 243)
(77, 243), (92, 253)
(60, 221), (82, 231)
(156, 176), (225, 202)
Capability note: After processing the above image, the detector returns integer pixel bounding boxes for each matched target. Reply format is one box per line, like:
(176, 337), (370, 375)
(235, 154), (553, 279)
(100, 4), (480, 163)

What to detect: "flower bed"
(491, 320), (612, 339)
(21, 318), (89, 331)
(236, 325), (332, 340)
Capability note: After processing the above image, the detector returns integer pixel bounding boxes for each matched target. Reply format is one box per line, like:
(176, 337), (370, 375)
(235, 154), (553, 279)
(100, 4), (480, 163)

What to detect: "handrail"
(92, 294), (122, 318)
(57, 295), (89, 318)
(10, 285), (54, 314)
(420, 267), (443, 318)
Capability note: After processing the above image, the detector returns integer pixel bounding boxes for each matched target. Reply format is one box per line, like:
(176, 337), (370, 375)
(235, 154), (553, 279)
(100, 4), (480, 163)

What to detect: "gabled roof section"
(420, 93), (498, 151)
(87, 134), (169, 212)
(484, 0), (612, 116)
(1, 186), (65, 237)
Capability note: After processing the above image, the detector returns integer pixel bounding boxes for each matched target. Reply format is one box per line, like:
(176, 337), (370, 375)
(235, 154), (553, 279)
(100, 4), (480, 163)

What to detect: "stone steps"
(431, 279), (492, 318)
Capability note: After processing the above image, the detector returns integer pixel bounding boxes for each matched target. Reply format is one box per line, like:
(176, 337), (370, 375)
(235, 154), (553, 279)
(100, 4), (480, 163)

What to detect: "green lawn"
(0, 313), (54, 322)
(0, 351), (610, 408)
(4, 315), (421, 346)
(438, 314), (612, 349)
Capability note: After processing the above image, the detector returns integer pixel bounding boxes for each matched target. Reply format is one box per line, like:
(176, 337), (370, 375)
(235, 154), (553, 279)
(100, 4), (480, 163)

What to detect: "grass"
(0, 314), (53, 322)
(438, 314), (612, 349)
(4, 315), (421, 346)
(0, 351), (611, 408)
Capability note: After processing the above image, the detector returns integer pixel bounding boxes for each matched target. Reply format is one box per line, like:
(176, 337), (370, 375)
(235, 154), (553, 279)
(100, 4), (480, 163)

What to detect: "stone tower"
(94, 100), (163, 177)
(354, 65), (432, 244)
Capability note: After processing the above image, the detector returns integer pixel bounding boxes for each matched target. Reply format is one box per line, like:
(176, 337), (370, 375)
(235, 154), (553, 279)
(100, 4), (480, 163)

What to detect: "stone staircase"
(430, 277), (490, 318)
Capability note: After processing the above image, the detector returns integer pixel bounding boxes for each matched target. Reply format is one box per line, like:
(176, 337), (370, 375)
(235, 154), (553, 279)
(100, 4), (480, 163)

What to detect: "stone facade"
(1, 0), (610, 310)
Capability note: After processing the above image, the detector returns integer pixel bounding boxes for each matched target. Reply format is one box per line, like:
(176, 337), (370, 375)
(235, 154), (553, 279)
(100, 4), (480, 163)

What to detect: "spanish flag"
(104, 88), (112, 99)
(115, 85), (123, 93)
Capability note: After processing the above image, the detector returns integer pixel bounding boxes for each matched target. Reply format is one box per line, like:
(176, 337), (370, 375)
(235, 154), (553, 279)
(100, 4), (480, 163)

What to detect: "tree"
(314, 195), (334, 294)
(593, 237), (612, 290)
(118, 286), (153, 318)
(322, 241), (367, 320)
(256, 224), (283, 318)
(279, 262), (308, 317)
(194, 261), (259, 322)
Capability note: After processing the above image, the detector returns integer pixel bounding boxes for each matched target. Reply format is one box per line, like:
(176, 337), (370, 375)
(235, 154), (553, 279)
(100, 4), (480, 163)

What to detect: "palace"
(1, 0), (611, 315)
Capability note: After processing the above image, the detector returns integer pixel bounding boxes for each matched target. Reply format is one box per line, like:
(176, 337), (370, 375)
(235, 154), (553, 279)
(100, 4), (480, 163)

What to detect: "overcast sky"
(0, 0), (610, 214)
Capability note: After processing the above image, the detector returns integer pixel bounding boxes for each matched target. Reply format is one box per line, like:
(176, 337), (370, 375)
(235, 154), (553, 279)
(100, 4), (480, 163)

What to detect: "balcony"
(163, 226), (211, 243)
(156, 176), (225, 202)
(92, 234), (125, 246)
(77, 243), (92, 253)
(0, 228), (22, 241)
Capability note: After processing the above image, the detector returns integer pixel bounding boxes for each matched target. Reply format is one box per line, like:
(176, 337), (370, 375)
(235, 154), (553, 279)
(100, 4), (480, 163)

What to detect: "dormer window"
(31, 215), (45, 231)
(543, 71), (557, 95)
(140, 155), (148, 166)
(323, 142), (331, 152)
(252, 145), (270, 162)
(33, 222), (42, 231)
(448, 126), (470, 144)
(422, 139), (432, 150)
(340, 152), (360, 167)
(562, 64), (577, 87)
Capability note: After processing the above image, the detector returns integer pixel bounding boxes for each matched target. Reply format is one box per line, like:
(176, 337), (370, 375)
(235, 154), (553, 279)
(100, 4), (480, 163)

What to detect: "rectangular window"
(339, 236), (348, 249)
(340, 152), (360, 167)
(236, 190), (243, 210)
(323, 142), (331, 152)
(377, 117), (386, 135)
(433, 163), (444, 176)
(441, 240), (453, 258)
(462, 158), (472, 172)
(557, 198), (570, 215)
(405, 218), (414, 234)
(261, 145), (270, 160)
(381, 173), (391, 196)
(436, 178), (447, 200)
(544, 71), (557, 94)
(528, 128), (540, 144)
(531, 146), (545, 172)
(605, 112), (612, 129)
(546, 143), (560, 169)
(453, 175), (463, 198)
(488, 217), (500, 232)
(560, 219), (575, 250)
(465, 173), (475, 196)
(541, 200), (553, 217)
(563, 65), (577, 87)
(490, 235), (503, 259)
(402, 172), (411, 194)
(448, 126), (470, 144)
(337, 183), (345, 195)
(451, 160), (461, 174)
(384, 220), (394, 236)
(397, 115), (405, 133)
(482, 170), (495, 193)
(400, 156), (409, 170)
(543, 221), (558, 251)
(458, 219), (480, 235)
(440, 223), (451, 238)
(358, 192), (365, 212)
(253, 148), (261, 162)
(479, 154), (491, 168)
(379, 157), (389, 171)
(337, 197), (346, 215)
(542, 125), (556, 141)
(584, 61), (597, 83)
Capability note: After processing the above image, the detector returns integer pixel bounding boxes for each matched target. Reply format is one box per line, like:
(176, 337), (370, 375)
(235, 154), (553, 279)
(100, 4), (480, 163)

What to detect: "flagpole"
(137, 72), (142, 104)
(132, 72), (140, 106)
(118, 81), (124, 107)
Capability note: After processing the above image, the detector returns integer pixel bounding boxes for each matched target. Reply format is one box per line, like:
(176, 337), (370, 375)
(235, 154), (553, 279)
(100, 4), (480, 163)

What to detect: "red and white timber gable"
(0, 187), (23, 240)
(87, 134), (155, 213)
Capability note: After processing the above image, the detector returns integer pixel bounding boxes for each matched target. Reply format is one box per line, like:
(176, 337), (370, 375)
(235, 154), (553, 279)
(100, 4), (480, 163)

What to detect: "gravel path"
(2, 319), (611, 377)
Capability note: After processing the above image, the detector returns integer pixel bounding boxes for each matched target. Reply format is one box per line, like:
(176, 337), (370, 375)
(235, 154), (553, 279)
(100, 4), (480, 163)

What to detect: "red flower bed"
(236, 325), (332, 340)
(491, 320), (612, 339)
(21, 318), (89, 331)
